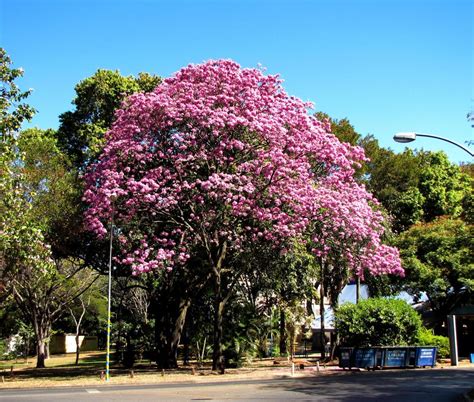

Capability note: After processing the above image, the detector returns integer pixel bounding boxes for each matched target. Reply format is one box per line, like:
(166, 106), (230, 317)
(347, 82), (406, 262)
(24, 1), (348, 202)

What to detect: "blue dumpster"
(406, 347), (417, 367)
(414, 347), (437, 367)
(339, 347), (353, 369)
(353, 348), (377, 368)
(382, 347), (409, 368)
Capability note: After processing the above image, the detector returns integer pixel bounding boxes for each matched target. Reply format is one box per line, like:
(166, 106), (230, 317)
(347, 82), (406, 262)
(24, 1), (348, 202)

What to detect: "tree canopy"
(57, 69), (161, 169)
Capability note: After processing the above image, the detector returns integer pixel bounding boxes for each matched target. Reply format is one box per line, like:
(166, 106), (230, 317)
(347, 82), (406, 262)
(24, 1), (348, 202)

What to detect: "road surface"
(1, 367), (473, 401)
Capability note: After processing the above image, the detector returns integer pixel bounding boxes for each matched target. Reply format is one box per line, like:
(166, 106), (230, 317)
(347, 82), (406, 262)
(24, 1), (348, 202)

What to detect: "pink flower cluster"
(84, 60), (402, 278)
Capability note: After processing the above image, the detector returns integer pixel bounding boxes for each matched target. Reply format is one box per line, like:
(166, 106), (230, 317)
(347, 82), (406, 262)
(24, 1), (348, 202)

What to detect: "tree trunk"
(279, 309), (287, 356)
(155, 295), (191, 369)
(182, 325), (190, 366)
(75, 334), (81, 365)
(45, 342), (50, 359)
(33, 318), (50, 368)
(211, 241), (228, 373)
(212, 296), (225, 373)
(319, 276), (326, 360)
(36, 339), (46, 368)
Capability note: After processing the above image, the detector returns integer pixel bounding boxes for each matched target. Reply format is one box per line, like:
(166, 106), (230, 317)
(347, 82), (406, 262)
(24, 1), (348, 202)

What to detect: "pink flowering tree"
(84, 60), (400, 369)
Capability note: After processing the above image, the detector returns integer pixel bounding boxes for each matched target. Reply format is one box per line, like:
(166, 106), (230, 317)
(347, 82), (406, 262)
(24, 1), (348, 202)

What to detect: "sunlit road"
(1, 367), (473, 401)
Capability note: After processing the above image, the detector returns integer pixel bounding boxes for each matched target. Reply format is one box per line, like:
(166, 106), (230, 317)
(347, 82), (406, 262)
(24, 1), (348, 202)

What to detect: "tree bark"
(75, 335), (81, 365)
(36, 340), (46, 369)
(319, 262), (326, 360)
(212, 294), (225, 372)
(279, 309), (287, 356)
(32, 316), (51, 368)
(155, 294), (191, 369)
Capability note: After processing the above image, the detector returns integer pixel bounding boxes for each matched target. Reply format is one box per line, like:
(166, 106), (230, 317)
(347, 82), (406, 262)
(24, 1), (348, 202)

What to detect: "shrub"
(335, 298), (422, 347)
(417, 327), (450, 358)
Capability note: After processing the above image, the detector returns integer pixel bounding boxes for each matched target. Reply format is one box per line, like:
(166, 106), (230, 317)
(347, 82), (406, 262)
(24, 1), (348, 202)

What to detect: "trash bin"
(339, 347), (353, 369)
(375, 347), (384, 368)
(382, 347), (409, 368)
(353, 348), (377, 369)
(406, 346), (417, 367)
(470, 353), (474, 364)
(414, 347), (437, 368)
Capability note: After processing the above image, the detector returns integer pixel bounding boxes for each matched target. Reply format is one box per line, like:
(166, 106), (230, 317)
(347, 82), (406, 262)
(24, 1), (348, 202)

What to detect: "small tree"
(335, 298), (422, 347)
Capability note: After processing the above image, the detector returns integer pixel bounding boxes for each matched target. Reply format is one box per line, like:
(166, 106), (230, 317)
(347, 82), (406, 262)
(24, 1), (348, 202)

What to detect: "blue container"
(353, 348), (376, 368)
(406, 347), (417, 367)
(471, 353), (474, 364)
(382, 347), (409, 368)
(339, 347), (353, 368)
(415, 347), (437, 367)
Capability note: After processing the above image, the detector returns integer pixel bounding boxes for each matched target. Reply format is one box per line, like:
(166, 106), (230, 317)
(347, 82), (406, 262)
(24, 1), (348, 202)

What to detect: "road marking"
(85, 389), (101, 394)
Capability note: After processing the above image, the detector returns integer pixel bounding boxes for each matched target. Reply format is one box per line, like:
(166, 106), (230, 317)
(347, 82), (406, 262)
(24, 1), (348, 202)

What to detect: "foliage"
(15, 128), (83, 256)
(395, 217), (473, 325)
(0, 48), (35, 142)
(335, 298), (422, 347)
(57, 69), (161, 169)
(365, 147), (471, 232)
(418, 152), (471, 221)
(416, 327), (449, 358)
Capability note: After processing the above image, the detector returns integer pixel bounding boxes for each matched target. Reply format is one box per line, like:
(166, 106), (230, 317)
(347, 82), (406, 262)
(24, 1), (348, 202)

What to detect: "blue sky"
(1, 0), (472, 163)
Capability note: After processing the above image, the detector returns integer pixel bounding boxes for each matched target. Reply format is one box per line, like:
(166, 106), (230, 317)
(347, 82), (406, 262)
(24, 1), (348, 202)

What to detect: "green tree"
(395, 217), (473, 332)
(56, 69), (161, 169)
(1, 47), (36, 305)
(315, 112), (361, 146)
(16, 128), (82, 255)
(419, 152), (471, 221)
(2, 128), (100, 368)
(0, 48), (35, 142)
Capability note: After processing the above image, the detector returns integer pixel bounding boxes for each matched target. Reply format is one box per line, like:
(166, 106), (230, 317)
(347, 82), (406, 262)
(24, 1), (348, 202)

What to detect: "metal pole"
(106, 210), (114, 381)
(447, 315), (458, 366)
(356, 277), (360, 303)
(415, 133), (473, 157)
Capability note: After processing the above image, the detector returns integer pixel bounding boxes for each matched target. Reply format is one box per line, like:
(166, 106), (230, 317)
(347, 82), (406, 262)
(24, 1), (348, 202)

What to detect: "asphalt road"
(1, 367), (473, 401)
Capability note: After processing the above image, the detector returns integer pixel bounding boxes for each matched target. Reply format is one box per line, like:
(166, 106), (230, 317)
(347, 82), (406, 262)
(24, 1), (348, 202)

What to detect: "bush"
(417, 327), (450, 358)
(335, 298), (422, 347)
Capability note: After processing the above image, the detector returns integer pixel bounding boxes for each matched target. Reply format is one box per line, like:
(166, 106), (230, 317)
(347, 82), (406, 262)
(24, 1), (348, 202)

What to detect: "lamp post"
(394, 132), (471, 367)
(393, 132), (473, 157)
(105, 209), (114, 381)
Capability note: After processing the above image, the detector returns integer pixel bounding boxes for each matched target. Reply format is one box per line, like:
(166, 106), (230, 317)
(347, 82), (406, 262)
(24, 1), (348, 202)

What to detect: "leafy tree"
(418, 152), (471, 221)
(335, 298), (422, 347)
(395, 217), (473, 332)
(1, 47), (36, 306)
(67, 273), (105, 365)
(57, 69), (161, 169)
(0, 48), (35, 142)
(0, 50), (99, 368)
(16, 128), (82, 255)
(314, 112), (361, 146)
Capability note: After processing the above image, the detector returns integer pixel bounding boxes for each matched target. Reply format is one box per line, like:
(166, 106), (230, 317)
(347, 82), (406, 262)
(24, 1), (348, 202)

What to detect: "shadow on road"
(261, 368), (474, 401)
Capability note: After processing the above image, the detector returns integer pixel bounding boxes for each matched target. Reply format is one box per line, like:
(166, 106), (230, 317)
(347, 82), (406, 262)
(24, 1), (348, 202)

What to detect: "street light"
(394, 131), (471, 367)
(393, 132), (473, 157)
(105, 209), (114, 382)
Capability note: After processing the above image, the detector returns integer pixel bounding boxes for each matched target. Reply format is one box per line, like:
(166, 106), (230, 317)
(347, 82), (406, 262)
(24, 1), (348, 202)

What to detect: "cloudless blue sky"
(1, 0), (472, 163)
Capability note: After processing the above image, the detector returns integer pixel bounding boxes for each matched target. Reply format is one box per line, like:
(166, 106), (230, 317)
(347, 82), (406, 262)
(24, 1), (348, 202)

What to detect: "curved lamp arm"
(394, 132), (473, 157)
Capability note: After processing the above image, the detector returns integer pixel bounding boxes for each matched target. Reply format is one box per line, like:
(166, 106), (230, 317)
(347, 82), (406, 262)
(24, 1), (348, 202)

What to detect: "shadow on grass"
(3, 354), (204, 381)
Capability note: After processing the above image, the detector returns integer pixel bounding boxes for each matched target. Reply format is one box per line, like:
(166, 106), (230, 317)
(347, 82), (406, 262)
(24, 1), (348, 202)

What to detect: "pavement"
(1, 363), (473, 401)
